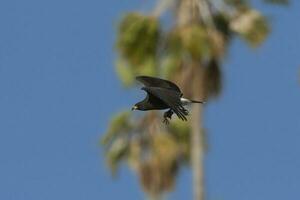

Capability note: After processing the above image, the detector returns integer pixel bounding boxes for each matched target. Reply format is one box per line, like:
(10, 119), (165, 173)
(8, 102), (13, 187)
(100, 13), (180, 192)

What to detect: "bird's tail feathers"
(180, 98), (205, 104)
(190, 99), (205, 104)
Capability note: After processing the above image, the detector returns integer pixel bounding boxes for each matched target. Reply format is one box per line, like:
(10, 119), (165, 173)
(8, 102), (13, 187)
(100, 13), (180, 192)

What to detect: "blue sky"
(0, 0), (299, 200)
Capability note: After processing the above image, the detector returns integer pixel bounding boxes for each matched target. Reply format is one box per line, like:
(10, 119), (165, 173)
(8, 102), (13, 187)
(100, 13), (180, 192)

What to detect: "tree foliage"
(102, 0), (287, 198)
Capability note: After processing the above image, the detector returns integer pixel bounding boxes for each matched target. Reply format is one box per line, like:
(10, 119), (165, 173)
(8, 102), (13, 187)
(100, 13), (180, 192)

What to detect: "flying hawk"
(132, 76), (204, 124)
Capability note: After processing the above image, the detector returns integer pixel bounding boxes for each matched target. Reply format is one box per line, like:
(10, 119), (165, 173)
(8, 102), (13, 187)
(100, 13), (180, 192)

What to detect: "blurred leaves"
(117, 13), (160, 65)
(102, 110), (198, 193)
(204, 59), (222, 99)
(102, 0), (286, 197)
(101, 111), (132, 146)
(230, 9), (270, 47)
(116, 57), (156, 86)
(115, 59), (135, 86)
(116, 13), (160, 85)
(213, 13), (231, 42)
(174, 25), (212, 60)
(101, 111), (133, 174)
(167, 119), (191, 161)
(161, 54), (182, 79)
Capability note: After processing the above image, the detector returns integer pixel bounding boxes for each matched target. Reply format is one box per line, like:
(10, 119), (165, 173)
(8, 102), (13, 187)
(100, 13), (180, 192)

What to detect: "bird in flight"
(131, 76), (204, 124)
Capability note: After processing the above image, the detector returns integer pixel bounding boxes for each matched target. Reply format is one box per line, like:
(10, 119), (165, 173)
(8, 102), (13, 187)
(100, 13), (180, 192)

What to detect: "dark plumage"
(132, 76), (204, 124)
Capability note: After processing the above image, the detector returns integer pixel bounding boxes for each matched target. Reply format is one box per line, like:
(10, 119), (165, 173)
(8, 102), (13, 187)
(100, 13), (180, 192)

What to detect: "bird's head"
(131, 104), (138, 111)
(131, 102), (146, 111)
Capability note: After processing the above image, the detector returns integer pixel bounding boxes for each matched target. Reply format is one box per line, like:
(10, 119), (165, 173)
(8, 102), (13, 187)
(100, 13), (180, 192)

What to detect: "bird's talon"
(163, 118), (169, 125)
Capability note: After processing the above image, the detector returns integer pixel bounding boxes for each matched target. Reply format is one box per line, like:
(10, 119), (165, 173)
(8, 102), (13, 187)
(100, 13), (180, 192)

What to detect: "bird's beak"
(131, 105), (138, 111)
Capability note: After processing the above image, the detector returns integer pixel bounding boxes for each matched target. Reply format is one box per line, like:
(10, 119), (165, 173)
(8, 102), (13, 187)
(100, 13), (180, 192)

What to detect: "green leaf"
(180, 25), (212, 60)
(101, 111), (132, 146)
(106, 137), (129, 175)
(230, 10), (270, 47)
(135, 57), (157, 77)
(243, 14), (270, 47)
(116, 13), (161, 66)
(161, 55), (181, 78)
(115, 59), (135, 87)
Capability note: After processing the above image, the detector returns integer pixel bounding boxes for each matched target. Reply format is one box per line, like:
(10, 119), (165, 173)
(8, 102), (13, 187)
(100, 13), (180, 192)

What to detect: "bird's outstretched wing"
(142, 87), (188, 121)
(136, 76), (181, 93)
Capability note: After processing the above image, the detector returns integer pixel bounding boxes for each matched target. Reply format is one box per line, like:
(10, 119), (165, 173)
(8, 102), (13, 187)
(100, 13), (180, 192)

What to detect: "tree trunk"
(191, 65), (205, 200)
(176, 0), (205, 199)
(191, 103), (204, 200)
